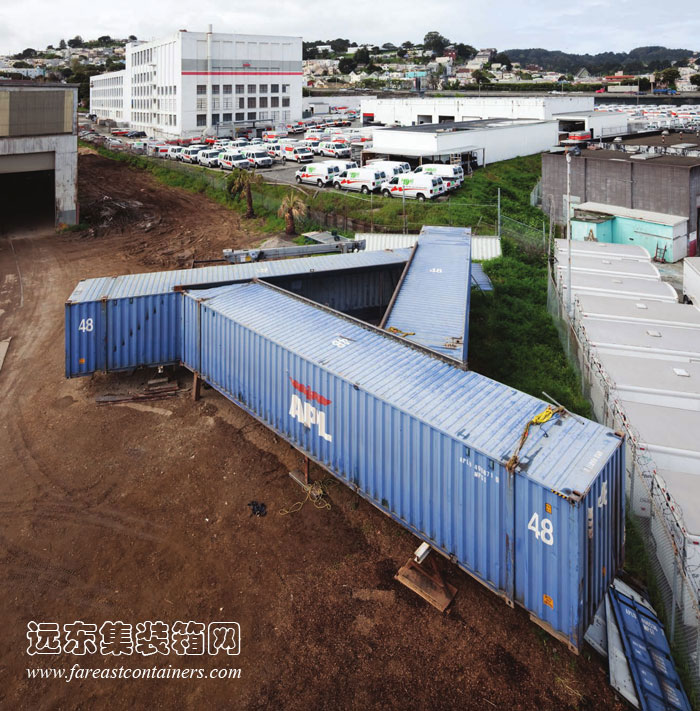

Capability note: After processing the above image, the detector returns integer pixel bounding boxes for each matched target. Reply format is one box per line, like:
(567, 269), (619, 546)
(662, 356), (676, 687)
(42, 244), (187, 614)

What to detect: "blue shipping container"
(181, 280), (626, 651)
(384, 226), (472, 364)
(65, 250), (410, 378)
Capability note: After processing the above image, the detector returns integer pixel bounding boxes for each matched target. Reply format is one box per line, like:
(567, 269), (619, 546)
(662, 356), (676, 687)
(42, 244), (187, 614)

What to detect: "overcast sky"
(1, 0), (698, 56)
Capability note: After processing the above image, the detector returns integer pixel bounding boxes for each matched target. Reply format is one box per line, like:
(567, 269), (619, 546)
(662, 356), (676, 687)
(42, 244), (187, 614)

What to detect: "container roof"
(380, 118), (552, 134)
(383, 226), (472, 363)
(555, 255), (660, 280)
(188, 280), (621, 495)
(66, 249), (411, 303)
(360, 233), (502, 261)
(575, 295), (700, 328)
(580, 318), (700, 357)
(596, 354), (700, 398)
(554, 238), (650, 260)
(574, 202), (688, 226)
(557, 271), (678, 302)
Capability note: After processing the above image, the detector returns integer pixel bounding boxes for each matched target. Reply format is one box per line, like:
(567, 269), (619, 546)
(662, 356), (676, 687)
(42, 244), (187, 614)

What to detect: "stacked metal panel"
(65, 249), (410, 378)
(180, 279), (625, 652)
(383, 226), (472, 364)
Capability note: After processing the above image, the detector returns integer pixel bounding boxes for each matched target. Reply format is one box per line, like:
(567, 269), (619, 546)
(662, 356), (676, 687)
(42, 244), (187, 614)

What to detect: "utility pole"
(402, 186), (407, 234)
(566, 149), (572, 316)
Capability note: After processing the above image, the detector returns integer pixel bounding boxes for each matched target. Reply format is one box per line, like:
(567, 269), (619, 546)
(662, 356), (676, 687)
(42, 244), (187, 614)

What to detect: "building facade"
(0, 81), (78, 226)
(542, 149), (700, 256)
(90, 28), (302, 139)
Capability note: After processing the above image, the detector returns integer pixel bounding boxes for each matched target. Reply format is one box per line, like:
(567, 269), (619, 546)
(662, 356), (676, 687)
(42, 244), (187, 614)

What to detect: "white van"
(413, 163), (464, 190)
(280, 144), (314, 163)
(318, 141), (352, 158)
(380, 174), (443, 201)
(180, 144), (207, 163)
(167, 146), (183, 160)
(295, 163), (340, 187)
(197, 148), (222, 167)
(229, 138), (249, 148)
(240, 146), (273, 168)
(367, 160), (411, 176)
(332, 167), (386, 194)
(324, 160), (358, 173)
(300, 137), (322, 152)
(219, 151), (253, 171)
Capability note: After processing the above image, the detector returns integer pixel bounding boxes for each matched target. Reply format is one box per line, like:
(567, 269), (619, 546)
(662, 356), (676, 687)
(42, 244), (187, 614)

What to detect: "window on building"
(197, 84), (206, 95)
(223, 113), (232, 122)
(212, 85), (220, 94)
(282, 84), (289, 93)
(235, 112), (244, 121)
(196, 98), (206, 111)
(258, 112), (268, 121)
(197, 114), (206, 127)
(271, 97), (279, 108)
(259, 84), (268, 93)
(223, 84), (232, 94)
(211, 114), (220, 125)
(259, 97), (268, 108)
(247, 97), (256, 108)
(282, 97), (290, 107)
(238, 97), (245, 109)
(283, 110), (291, 121)
(247, 84), (256, 93)
(271, 111), (279, 122)
(247, 112), (256, 121)
(271, 83), (279, 93)
(235, 84), (244, 94)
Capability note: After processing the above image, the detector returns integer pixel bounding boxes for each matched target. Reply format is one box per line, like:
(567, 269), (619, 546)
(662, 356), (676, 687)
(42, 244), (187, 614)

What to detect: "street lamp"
(566, 149), (572, 316)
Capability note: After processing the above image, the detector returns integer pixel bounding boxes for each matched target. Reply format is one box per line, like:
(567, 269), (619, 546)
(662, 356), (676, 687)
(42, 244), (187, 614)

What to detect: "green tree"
(354, 47), (370, 64)
(493, 51), (512, 70)
(330, 38), (349, 54)
(97, 35), (112, 45)
(67, 36), (83, 48)
(14, 48), (37, 59)
(128, 35), (137, 41)
(397, 48), (407, 58)
(655, 67), (680, 87)
(303, 44), (318, 60)
(227, 169), (264, 219)
(338, 57), (356, 74)
(277, 193), (307, 236)
(401, 40), (414, 49)
(690, 74), (700, 87)
(472, 69), (491, 84)
(423, 31), (449, 55)
(58, 39), (66, 50)
(454, 43), (476, 60)
(13, 60), (32, 68)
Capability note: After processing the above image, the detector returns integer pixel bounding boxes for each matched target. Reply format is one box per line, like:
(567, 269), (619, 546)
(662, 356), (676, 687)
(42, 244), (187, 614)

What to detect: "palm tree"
(277, 193), (307, 236)
(227, 168), (264, 219)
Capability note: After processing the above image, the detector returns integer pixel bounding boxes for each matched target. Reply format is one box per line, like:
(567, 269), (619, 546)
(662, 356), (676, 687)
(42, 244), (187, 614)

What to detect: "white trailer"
(555, 256), (661, 280)
(556, 271), (678, 303)
(683, 257), (700, 305)
(554, 238), (651, 261)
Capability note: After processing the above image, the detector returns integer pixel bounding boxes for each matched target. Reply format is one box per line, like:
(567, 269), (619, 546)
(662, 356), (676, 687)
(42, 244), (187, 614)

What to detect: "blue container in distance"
(64, 250), (410, 378)
(181, 280), (625, 651)
(383, 226), (472, 364)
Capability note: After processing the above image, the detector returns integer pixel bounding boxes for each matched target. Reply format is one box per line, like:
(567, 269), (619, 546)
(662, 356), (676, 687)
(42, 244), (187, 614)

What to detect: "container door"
(65, 300), (107, 377)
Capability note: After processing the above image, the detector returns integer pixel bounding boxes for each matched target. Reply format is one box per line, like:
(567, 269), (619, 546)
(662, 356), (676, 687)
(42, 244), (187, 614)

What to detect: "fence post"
(497, 188), (501, 239)
(370, 193), (374, 232)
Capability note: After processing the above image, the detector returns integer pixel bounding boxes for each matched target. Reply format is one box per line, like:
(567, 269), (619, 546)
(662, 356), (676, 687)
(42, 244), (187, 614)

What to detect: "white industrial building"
(0, 81), (78, 227)
(90, 27), (302, 139)
(366, 118), (558, 167)
(361, 96), (628, 140)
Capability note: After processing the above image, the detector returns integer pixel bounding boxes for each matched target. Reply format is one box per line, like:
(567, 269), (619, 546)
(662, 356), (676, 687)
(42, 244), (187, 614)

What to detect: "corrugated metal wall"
(180, 281), (625, 650)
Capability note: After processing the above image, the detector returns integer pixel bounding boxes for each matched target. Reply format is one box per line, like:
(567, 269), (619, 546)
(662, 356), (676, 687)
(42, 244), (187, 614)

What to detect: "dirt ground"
(0, 153), (627, 710)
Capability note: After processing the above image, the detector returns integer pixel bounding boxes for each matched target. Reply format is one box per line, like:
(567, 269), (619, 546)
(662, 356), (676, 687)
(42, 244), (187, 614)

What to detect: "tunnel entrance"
(0, 149), (56, 233)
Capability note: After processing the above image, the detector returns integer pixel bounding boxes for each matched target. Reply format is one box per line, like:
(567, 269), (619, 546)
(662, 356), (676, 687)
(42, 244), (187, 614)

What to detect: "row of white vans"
(294, 161), (465, 201)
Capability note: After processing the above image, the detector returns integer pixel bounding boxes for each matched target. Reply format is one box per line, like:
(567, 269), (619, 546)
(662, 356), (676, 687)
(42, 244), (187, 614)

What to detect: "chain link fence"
(547, 267), (700, 704)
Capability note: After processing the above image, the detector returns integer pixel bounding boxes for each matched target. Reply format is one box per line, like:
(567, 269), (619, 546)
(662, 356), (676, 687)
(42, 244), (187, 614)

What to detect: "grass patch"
(469, 237), (590, 417)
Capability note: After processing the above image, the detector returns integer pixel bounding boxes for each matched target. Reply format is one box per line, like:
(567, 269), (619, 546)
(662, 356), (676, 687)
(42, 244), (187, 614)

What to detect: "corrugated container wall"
(180, 281), (625, 651)
(65, 251), (410, 378)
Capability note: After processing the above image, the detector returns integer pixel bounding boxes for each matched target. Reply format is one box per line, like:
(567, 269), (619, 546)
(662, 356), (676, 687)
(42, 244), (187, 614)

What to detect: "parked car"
(332, 167), (386, 193)
(295, 163), (340, 187)
(180, 144), (208, 163)
(380, 174), (443, 201)
(197, 148), (223, 167)
(280, 144), (314, 163)
(219, 151), (253, 171)
(318, 141), (351, 158)
(167, 146), (183, 160)
(240, 147), (273, 168)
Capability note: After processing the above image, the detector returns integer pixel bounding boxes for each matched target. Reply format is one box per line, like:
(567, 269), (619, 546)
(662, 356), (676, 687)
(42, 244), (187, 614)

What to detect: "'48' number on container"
(78, 318), (94, 333)
(528, 512), (554, 546)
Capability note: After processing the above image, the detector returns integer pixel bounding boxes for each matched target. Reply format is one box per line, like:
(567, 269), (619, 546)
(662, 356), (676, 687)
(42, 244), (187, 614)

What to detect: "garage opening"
(0, 168), (55, 233)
